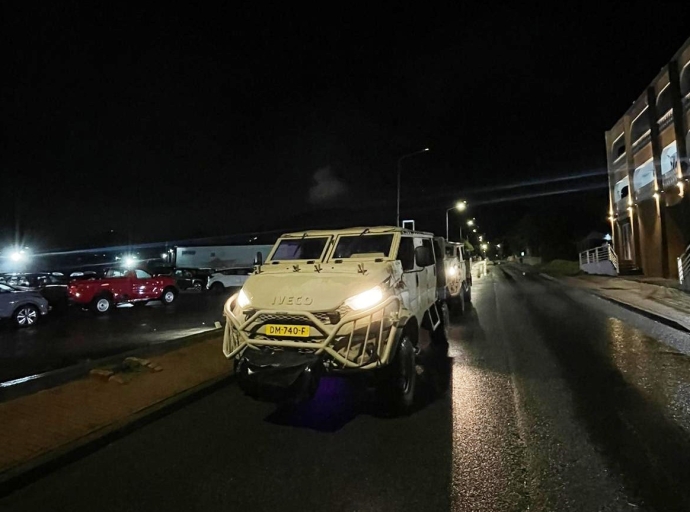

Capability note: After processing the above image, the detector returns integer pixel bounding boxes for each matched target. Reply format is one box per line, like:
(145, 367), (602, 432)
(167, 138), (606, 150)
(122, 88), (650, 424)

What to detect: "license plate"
(264, 324), (311, 337)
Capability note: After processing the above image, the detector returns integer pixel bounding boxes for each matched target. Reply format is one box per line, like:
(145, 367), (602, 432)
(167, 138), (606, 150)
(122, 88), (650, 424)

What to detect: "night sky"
(4, 4), (690, 252)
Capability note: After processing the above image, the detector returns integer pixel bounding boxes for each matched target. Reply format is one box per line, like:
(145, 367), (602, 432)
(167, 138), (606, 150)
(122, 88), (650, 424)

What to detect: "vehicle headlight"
(344, 285), (384, 311)
(448, 266), (457, 277)
(237, 289), (251, 308)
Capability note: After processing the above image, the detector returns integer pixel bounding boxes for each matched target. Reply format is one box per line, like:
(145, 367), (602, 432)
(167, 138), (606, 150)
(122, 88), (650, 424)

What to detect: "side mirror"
(254, 251), (263, 266)
(414, 246), (434, 267)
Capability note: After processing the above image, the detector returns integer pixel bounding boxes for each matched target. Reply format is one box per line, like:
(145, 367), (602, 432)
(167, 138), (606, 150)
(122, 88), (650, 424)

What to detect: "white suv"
(207, 268), (253, 293)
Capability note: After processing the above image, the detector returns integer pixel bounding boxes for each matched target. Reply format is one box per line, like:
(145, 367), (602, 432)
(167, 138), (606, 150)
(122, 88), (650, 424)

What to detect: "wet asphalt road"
(0, 291), (232, 383)
(3, 265), (690, 511)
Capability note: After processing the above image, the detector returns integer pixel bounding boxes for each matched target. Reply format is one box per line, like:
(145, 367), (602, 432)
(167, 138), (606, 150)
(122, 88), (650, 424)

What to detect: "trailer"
(173, 245), (273, 270)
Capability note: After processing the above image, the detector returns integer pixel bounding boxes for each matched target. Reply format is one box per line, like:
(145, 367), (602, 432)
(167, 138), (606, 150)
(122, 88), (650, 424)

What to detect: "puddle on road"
(606, 317), (690, 432)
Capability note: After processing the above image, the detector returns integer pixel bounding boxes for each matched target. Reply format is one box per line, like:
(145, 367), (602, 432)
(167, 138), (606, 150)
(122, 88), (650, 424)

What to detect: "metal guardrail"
(678, 244), (690, 291)
(579, 244), (619, 274)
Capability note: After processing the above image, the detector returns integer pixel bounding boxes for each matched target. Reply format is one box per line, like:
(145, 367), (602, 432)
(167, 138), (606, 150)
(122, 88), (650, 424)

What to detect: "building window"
(614, 176), (630, 202)
(633, 158), (655, 189)
(611, 135), (626, 161)
(631, 109), (651, 144)
(661, 141), (679, 177)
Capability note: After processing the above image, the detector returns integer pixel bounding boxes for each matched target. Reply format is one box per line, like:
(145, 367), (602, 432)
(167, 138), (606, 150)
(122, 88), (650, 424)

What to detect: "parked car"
(67, 268), (178, 314)
(69, 271), (99, 280)
(0, 283), (50, 327)
(0, 272), (69, 312)
(207, 267), (253, 293)
(152, 267), (212, 292)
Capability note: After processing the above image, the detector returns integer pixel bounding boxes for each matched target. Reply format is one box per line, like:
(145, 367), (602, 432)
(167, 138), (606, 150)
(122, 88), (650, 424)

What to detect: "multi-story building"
(606, 36), (690, 278)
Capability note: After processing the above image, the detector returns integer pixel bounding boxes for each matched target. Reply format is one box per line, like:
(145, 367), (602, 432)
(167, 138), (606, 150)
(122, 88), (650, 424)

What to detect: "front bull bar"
(223, 294), (403, 370)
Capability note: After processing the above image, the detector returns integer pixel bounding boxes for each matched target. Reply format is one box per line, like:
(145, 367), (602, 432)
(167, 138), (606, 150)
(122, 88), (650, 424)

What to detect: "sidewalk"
(0, 335), (232, 487)
(556, 274), (690, 331)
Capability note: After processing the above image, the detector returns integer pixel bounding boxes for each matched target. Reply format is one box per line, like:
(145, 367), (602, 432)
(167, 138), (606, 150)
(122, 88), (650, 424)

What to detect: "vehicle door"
(0, 285), (12, 317)
(131, 269), (157, 299)
(399, 236), (422, 316)
(459, 246), (470, 282)
(417, 237), (437, 312)
(174, 269), (192, 289)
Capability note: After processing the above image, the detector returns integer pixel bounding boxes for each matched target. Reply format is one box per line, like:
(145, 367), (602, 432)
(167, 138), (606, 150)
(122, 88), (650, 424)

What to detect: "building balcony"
(634, 181), (655, 202)
(631, 131), (651, 155)
(662, 170), (679, 190)
(657, 109), (674, 131)
(615, 197), (630, 215)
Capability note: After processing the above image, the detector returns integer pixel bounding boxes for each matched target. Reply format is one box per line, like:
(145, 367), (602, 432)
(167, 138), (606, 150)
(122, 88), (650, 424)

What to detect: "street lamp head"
(423, 148), (429, 151)
(466, 219), (474, 226)
(456, 201), (467, 212)
(7, 247), (30, 263)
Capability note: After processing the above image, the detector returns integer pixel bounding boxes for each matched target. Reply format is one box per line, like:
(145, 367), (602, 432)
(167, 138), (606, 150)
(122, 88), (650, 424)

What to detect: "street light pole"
(445, 201), (467, 240)
(396, 148), (429, 226)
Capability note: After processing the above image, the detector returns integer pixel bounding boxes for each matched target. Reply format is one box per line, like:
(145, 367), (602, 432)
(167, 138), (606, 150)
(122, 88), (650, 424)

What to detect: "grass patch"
(539, 259), (581, 277)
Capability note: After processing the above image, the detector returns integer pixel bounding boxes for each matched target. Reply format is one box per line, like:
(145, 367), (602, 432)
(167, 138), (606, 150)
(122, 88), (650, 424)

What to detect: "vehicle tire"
(210, 282), (225, 294)
(464, 284), (472, 303)
(192, 281), (204, 292)
(13, 304), (40, 328)
(91, 295), (112, 314)
(451, 290), (466, 318)
(160, 287), (177, 306)
(432, 302), (451, 344)
(383, 334), (416, 414)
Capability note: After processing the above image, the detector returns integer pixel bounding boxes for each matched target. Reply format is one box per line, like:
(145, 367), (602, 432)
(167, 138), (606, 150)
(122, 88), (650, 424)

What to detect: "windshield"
(332, 234), (394, 259)
(270, 237), (330, 261)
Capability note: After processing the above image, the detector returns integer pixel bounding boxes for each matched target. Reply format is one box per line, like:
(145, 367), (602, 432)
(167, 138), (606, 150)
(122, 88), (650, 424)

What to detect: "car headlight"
(448, 266), (457, 277)
(344, 285), (384, 311)
(237, 289), (251, 308)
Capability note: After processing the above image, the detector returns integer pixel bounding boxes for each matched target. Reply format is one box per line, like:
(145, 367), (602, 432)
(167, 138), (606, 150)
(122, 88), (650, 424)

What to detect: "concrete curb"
(0, 368), (235, 497)
(0, 327), (223, 403)
(537, 273), (690, 334)
(593, 294), (690, 334)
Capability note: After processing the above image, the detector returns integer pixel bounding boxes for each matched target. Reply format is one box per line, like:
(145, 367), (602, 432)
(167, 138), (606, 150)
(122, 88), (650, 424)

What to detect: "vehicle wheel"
(14, 304), (40, 328)
(432, 302), (451, 344)
(210, 282), (225, 294)
(160, 287), (177, 305)
(464, 284), (472, 303)
(383, 335), (416, 414)
(452, 289), (466, 318)
(91, 295), (112, 314)
(193, 281), (204, 292)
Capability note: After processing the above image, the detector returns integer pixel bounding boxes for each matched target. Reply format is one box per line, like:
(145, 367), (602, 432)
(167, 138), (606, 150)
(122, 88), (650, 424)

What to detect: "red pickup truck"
(68, 268), (178, 314)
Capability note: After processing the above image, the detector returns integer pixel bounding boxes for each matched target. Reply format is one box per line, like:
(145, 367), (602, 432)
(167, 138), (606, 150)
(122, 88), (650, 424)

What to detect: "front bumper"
(223, 295), (402, 370)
